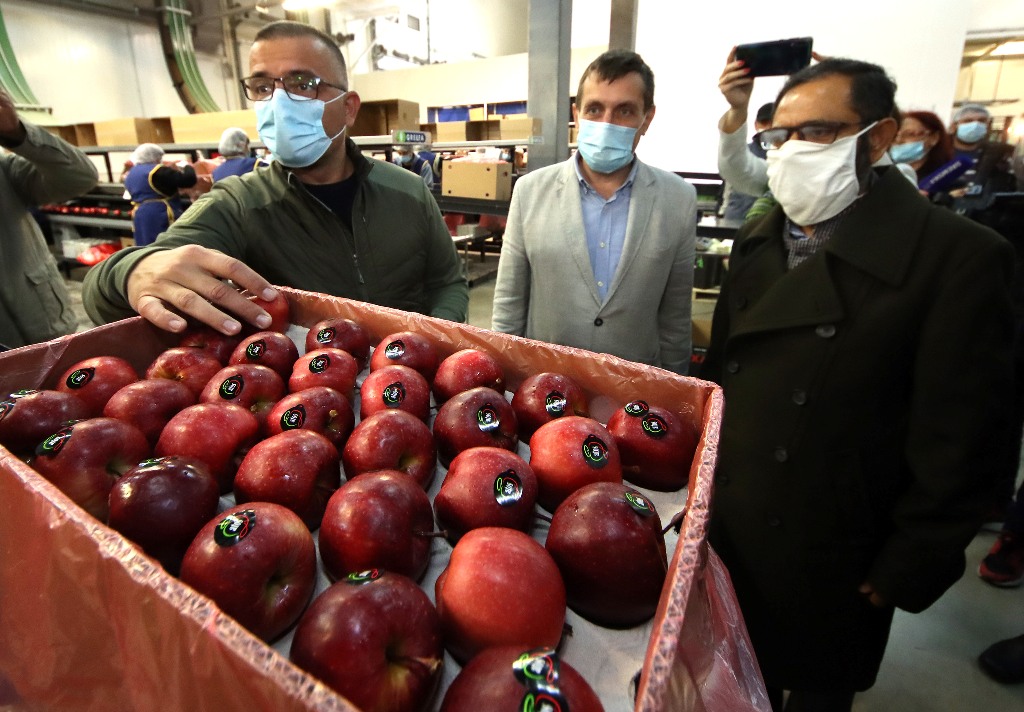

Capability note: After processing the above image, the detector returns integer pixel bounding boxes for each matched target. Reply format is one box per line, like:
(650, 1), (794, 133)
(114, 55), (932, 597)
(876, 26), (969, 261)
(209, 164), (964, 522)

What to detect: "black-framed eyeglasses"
(239, 74), (347, 102)
(754, 121), (868, 151)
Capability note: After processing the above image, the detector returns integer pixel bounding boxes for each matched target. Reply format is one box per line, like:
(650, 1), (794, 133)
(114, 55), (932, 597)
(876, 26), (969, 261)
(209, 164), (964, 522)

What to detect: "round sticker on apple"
(0, 400), (14, 422)
(642, 414), (668, 439)
(624, 400), (650, 417)
(9, 389), (38, 399)
(281, 404), (306, 430)
(383, 382), (406, 406)
(35, 424), (74, 457)
(346, 569), (382, 585)
(245, 339), (266, 360)
(315, 327), (335, 344)
(582, 434), (610, 468)
(625, 491), (656, 517)
(494, 470), (524, 506)
(219, 375), (245, 400)
(522, 691), (567, 712)
(477, 404), (500, 433)
(512, 648), (559, 686)
(214, 509), (257, 547)
(65, 367), (95, 390)
(544, 391), (568, 417)
(384, 340), (406, 360)
(309, 355), (330, 373)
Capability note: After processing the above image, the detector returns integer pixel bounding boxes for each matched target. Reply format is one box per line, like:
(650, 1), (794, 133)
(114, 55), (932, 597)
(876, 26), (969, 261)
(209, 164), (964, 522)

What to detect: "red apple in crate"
(359, 364), (431, 422)
(370, 331), (439, 382)
(304, 317), (371, 370)
(606, 400), (699, 491)
(319, 470), (435, 581)
(511, 372), (589, 440)
(31, 417), (150, 520)
(107, 455), (219, 574)
(243, 289), (291, 333)
(440, 645), (605, 712)
(289, 348), (359, 401)
(180, 502), (317, 642)
(289, 570), (442, 712)
(103, 379), (196, 446)
(145, 347), (223, 396)
(432, 348), (506, 404)
(199, 363), (286, 427)
(342, 409), (437, 489)
(228, 330), (299, 379)
(155, 402), (260, 493)
(55, 356), (139, 416)
(529, 416), (621, 513)
(177, 324), (241, 364)
(233, 430), (341, 530)
(265, 386), (354, 449)
(433, 387), (518, 467)
(546, 481), (668, 628)
(435, 527), (566, 664)
(0, 389), (89, 456)
(434, 447), (537, 542)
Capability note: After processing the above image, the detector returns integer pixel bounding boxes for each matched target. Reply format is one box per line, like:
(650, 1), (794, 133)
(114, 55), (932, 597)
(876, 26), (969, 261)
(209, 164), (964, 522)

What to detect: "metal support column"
(609, 0), (638, 51)
(526, 0), (572, 172)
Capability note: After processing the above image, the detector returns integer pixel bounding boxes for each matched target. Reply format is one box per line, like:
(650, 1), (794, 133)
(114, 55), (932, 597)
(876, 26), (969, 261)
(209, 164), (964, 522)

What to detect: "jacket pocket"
(22, 262), (75, 340)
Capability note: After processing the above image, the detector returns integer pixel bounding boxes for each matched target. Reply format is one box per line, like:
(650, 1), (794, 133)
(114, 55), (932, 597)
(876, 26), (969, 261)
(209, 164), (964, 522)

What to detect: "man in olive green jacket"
(0, 90), (98, 349)
(84, 20), (467, 334)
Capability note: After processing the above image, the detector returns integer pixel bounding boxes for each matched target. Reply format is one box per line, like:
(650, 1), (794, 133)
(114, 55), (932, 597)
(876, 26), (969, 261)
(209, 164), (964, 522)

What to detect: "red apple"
(245, 290), (291, 333)
(342, 409), (437, 489)
(288, 347), (359, 401)
(606, 400), (699, 491)
(0, 389), (90, 456)
(55, 356), (139, 416)
(31, 417), (151, 520)
(145, 347), (224, 396)
(199, 363), (286, 428)
(432, 387), (518, 467)
(177, 324), (242, 364)
(529, 416), (622, 513)
(289, 570), (442, 712)
(432, 348), (506, 404)
(434, 447), (537, 542)
(180, 502), (317, 642)
(304, 317), (371, 370)
(233, 430), (341, 530)
(103, 379), (196, 446)
(370, 331), (439, 382)
(319, 470), (435, 581)
(228, 330), (300, 379)
(107, 455), (220, 574)
(440, 645), (605, 712)
(511, 372), (589, 440)
(359, 364), (431, 422)
(265, 386), (354, 449)
(435, 527), (566, 664)
(546, 482), (668, 628)
(155, 402), (260, 493)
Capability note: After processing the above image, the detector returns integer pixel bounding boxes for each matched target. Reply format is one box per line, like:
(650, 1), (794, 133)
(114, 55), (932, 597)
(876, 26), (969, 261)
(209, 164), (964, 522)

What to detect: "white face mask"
(766, 122), (877, 226)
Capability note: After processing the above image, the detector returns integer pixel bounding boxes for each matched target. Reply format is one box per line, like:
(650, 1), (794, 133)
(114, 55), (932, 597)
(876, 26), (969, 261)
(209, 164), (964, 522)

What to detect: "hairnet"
(131, 143), (164, 164)
(218, 127), (250, 156)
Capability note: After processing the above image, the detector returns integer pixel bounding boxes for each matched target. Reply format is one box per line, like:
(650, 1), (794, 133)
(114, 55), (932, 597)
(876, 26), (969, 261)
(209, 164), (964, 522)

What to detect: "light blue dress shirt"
(573, 155), (638, 302)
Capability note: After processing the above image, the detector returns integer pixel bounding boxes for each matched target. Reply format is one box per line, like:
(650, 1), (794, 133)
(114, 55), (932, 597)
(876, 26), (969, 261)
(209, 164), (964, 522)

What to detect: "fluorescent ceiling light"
(991, 40), (1024, 56)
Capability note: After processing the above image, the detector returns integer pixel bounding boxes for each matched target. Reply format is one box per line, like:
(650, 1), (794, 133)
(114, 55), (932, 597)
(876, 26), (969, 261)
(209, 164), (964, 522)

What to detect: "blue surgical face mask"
(255, 89), (347, 167)
(889, 140), (927, 163)
(576, 118), (641, 174)
(397, 152), (413, 166)
(956, 120), (987, 144)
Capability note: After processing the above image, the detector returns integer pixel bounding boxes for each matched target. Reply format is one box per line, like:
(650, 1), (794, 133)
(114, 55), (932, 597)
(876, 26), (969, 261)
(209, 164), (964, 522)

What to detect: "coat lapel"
(605, 161), (654, 302)
(558, 159), (603, 306)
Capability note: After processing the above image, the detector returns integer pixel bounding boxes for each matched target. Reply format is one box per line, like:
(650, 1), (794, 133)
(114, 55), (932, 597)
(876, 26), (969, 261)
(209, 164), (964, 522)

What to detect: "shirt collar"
(573, 152), (639, 195)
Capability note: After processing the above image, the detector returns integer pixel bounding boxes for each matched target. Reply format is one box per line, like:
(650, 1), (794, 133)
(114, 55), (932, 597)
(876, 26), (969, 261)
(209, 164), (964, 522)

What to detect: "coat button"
(791, 390), (807, 405)
(726, 361), (740, 374)
(815, 324), (837, 338)
(774, 447), (788, 462)
(767, 515), (782, 527)
(594, 317), (603, 326)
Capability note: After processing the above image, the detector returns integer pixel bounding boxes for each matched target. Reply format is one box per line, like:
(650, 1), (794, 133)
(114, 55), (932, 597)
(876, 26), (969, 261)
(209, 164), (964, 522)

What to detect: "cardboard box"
(170, 110), (258, 145)
(442, 161), (512, 201)
(430, 121), (467, 143)
(351, 99), (419, 137)
(43, 125), (78, 145)
(0, 289), (766, 712)
(498, 116), (541, 140)
(73, 123), (97, 147)
(94, 117), (174, 147)
(467, 106), (486, 121)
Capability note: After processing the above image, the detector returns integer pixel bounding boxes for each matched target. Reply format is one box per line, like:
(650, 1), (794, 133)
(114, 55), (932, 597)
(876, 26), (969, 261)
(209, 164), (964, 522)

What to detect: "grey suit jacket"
(492, 156), (696, 374)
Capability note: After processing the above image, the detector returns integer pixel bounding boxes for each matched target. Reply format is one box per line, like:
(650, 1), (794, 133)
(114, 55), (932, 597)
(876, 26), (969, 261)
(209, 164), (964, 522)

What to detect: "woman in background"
(889, 110), (954, 184)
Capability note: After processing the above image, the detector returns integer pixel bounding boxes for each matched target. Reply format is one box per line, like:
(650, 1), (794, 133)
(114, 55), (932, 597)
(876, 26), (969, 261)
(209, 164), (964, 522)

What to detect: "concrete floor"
(63, 266), (1024, 709)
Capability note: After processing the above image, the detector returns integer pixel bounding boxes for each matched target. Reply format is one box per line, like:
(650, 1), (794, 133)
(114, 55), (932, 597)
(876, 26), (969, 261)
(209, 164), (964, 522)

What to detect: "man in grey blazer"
(491, 50), (696, 374)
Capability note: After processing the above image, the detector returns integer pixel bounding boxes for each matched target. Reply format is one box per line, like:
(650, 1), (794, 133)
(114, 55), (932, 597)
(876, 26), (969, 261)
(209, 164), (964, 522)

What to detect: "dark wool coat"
(701, 167), (1015, 691)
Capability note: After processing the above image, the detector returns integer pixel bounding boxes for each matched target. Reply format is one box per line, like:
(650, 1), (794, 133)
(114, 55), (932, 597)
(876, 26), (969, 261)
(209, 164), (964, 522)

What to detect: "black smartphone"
(735, 37), (813, 77)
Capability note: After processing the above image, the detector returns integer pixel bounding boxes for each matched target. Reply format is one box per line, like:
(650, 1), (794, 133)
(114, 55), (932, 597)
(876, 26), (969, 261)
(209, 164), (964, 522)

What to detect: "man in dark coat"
(701, 58), (1015, 712)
